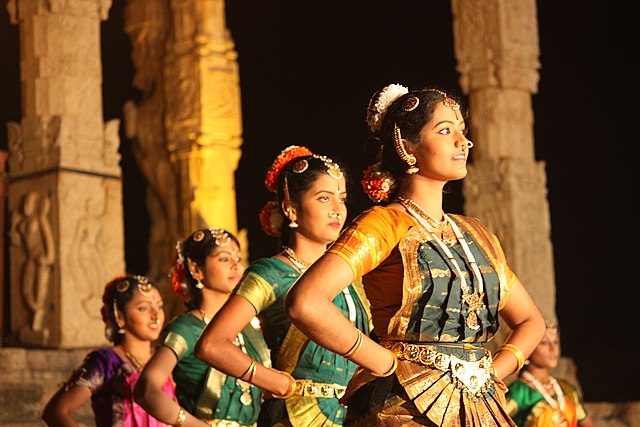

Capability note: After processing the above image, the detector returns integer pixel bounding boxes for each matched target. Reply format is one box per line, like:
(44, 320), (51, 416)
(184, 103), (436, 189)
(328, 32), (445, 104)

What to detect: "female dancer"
(195, 146), (371, 426)
(134, 228), (269, 427)
(285, 84), (546, 426)
(42, 274), (172, 427)
(506, 322), (594, 426)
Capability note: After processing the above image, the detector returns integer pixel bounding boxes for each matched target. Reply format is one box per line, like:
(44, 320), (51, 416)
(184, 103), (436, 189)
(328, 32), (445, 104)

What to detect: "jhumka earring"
(187, 258), (205, 289)
(118, 325), (126, 334)
(195, 280), (204, 290)
(393, 124), (419, 174)
(287, 208), (299, 229)
(113, 301), (126, 334)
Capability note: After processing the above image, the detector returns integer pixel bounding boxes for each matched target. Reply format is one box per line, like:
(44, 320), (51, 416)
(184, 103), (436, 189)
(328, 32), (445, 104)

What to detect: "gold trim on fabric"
(194, 366), (227, 419)
(285, 395), (342, 427)
(385, 226), (431, 339)
(293, 380), (346, 399)
(234, 271), (277, 314)
(275, 323), (308, 373)
(163, 331), (189, 360)
(350, 278), (373, 331)
(202, 420), (256, 427)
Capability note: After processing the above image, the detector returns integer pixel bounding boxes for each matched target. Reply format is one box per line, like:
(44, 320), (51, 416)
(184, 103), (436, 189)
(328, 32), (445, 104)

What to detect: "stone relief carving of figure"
(9, 191), (56, 337)
(6, 121), (24, 172)
(68, 186), (108, 319)
(124, 0), (180, 280)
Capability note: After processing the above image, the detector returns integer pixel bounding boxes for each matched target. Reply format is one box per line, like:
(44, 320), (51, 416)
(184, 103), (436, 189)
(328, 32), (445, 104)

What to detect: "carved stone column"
(6, 0), (124, 348)
(451, 0), (556, 324)
(164, 0), (243, 237)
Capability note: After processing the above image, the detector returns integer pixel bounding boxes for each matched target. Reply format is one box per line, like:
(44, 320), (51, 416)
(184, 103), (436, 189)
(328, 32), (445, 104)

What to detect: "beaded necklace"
(281, 245), (357, 323)
(397, 197), (486, 330)
(521, 371), (568, 426)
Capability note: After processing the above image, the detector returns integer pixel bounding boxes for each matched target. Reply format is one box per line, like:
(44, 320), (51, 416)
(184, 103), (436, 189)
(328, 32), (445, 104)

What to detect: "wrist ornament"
(272, 370), (297, 399)
(498, 343), (525, 371)
(369, 354), (398, 378)
(340, 330), (364, 360)
(173, 407), (186, 426)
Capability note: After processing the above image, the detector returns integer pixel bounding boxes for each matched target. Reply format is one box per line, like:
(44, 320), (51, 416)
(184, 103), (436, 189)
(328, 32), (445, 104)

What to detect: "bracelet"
(174, 407), (186, 426)
(498, 343), (525, 371)
(272, 370), (297, 399)
(369, 354), (398, 378)
(247, 360), (257, 384)
(240, 359), (256, 382)
(340, 330), (364, 360)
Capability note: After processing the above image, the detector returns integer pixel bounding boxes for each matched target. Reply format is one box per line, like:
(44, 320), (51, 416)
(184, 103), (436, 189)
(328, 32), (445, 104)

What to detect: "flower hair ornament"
(366, 83), (409, 135)
(264, 145), (313, 193)
(259, 200), (284, 237)
(362, 162), (397, 203)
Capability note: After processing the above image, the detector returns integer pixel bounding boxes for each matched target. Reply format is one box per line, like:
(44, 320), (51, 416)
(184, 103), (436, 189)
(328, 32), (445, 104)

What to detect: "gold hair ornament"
(429, 89), (460, 119)
(393, 124), (418, 174)
(402, 96), (419, 112)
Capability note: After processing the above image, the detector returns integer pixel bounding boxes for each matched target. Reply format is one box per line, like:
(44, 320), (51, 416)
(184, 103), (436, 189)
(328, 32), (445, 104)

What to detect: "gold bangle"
(499, 343), (525, 371)
(247, 360), (257, 384)
(272, 370), (297, 399)
(369, 354), (398, 378)
(240, 359), (256, 382)
(174, 407), (186, 426)
(340, 330), (364, 360)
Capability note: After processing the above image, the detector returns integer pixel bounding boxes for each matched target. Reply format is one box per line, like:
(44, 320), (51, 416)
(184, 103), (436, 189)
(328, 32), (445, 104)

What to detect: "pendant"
(240, 390), (252, 405)
(462, 292), (485, 330)
(552, 410), (567, 426)
(237, 379), (252, 405)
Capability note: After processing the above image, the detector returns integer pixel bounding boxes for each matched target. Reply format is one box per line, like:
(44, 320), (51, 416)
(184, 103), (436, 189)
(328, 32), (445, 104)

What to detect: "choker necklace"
(282, 246), (309, 272)
(397, 197), (486, 331)
(234, 333), (253, 406)
(396, 197), (448, 233)
(521, 371), (567, 426)
(121, 345), (145, 371)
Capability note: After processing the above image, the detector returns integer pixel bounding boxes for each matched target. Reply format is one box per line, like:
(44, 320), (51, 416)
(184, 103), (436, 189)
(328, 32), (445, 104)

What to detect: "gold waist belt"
(294, 379), (346, 399)
(203, 420), (256, 427)
(381, 341), (494, 396)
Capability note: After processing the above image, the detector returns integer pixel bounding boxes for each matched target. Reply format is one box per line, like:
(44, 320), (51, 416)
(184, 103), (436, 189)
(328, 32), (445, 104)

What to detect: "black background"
(1, 1), (635, 402)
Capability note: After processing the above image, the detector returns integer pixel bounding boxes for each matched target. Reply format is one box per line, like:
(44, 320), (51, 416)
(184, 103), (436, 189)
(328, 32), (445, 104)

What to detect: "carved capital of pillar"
(451, 0), (540, 93)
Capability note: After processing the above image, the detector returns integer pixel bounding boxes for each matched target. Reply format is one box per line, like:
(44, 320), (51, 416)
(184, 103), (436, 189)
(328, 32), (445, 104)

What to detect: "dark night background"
(1, 2), (635, 402)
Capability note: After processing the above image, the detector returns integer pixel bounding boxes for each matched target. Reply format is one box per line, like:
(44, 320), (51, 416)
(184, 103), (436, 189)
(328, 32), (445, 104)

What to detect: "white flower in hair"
(366, 83), (409, 134)
(175, 240), (185, 266)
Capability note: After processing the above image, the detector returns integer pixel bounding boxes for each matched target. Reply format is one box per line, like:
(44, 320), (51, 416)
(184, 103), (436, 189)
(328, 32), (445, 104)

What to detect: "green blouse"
(162, 312), (269, 425)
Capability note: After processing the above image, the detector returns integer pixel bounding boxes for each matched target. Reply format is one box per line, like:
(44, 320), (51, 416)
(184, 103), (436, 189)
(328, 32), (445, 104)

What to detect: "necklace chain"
(282, 246), (309, 272)
(397, 197), (486, 331)
(396, 196), (448, 232)
(121, 345), (145, 371)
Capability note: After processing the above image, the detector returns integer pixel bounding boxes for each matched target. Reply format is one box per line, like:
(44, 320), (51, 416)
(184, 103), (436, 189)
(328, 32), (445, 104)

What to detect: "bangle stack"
(369, 353), (398, 378)
(174, 407), (186, 426)
(272, 370), (297, 399)
(498, 343), (525, 371)
(340, 330), (364, 360)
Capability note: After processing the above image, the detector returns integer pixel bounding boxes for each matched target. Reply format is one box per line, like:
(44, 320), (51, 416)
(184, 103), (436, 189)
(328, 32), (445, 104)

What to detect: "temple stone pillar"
(6, 0), (124, 348)
(451, 0), (556, 325)
(164, 0), (243, 238)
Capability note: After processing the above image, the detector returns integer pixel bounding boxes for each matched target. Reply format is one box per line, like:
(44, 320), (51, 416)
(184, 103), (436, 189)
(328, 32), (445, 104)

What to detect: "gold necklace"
(396, 196), (448, 233)
(121, 345), (145, 371)
(282, 246), (309, 272)
(397, 197), (486, 331)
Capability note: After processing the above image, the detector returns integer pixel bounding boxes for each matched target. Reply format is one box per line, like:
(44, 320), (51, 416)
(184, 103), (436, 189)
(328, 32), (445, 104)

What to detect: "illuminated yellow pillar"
(164, 0), (243, 236)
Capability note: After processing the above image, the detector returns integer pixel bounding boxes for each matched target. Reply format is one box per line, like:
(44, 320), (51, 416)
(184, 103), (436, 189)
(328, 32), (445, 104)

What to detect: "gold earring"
(195, 280), (204, 289)
(118, 324), (126, 334)
(286, 208), (298, 229)
(393, 124), (418, 174)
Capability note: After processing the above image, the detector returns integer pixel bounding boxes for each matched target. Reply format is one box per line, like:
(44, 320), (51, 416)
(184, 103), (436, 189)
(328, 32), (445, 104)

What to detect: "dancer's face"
(294, 173), (347, 245)
(528, 328), (560, 370)
(201, 241), (244, 294)
(414, 102), (470, 183)
(122, 287), (164, 342)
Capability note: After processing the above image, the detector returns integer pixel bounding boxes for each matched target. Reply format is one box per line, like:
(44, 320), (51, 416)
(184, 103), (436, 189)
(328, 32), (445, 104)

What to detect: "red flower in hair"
(259, 201), (284, 237)
(361, 163), (396, 203)
(171, 252), (188, 299)
(264, 145), (313, 193)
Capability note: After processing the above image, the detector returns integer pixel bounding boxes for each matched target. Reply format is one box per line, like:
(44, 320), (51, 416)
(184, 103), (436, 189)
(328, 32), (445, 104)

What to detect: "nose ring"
(329, 211), (341, 219)
(458, 140), (473, 149)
